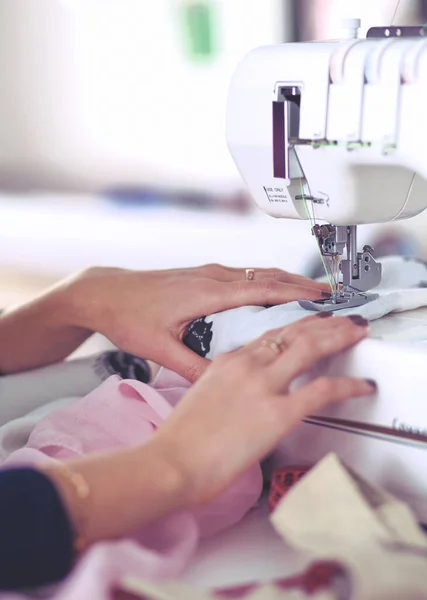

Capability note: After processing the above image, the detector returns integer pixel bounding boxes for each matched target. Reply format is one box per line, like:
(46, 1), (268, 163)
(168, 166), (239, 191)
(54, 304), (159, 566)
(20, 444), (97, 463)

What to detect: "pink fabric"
(153, 367), (192, 407)
(2, 370), (262, 600)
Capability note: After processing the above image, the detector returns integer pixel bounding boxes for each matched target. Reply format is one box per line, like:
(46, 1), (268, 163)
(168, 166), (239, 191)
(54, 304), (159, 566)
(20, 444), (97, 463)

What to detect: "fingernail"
(321, 291), (331, 298)
(316, 311), (333, 318)
(348, 315), (369, 327)
(365, 378), (378, 391)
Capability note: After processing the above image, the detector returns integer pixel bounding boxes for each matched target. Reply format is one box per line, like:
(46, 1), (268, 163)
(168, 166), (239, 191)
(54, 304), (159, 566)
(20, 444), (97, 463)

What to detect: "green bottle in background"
(179, 0), (218, 60)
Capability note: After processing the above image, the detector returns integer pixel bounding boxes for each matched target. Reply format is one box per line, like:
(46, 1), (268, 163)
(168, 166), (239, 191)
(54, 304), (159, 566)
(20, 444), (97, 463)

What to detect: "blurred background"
(0, 0), (426, 335)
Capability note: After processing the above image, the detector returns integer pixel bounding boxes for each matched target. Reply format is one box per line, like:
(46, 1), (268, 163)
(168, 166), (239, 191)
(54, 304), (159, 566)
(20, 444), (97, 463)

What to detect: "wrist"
(44, 442), (193, 548)
(0, 274), (94, 374)
(137, 439), (194, 512)
(65, 267), (108, 332)
(146, 430), (207, 509)
(67, 266), (128, 333)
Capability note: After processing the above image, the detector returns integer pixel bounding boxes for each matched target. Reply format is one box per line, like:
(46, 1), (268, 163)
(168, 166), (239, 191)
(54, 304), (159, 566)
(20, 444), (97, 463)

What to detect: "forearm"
(0, 442), (189, 590)
(0, 276), (92, 374)
(45, 440), (191, 546)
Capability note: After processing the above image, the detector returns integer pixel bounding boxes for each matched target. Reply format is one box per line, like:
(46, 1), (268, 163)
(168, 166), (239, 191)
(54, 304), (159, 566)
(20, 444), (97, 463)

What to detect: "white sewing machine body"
(226, 38), (427, 226)
(220, 32), (427, 534)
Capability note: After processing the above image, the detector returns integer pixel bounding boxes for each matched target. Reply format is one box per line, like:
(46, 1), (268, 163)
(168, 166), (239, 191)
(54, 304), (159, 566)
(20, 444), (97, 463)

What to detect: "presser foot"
(298, 292), (379, 312)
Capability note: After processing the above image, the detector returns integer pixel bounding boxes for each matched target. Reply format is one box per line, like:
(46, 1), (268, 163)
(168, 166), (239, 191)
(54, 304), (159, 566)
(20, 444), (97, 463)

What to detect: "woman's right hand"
(153, 313), (376, 506)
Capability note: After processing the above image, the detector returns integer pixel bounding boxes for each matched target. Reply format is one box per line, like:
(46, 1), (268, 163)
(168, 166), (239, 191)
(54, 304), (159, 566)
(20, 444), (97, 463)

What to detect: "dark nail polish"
(321, 291), (331, 298)
(316, 311), (333, 318)
(348, 315), (369, 327)
(365, 378), (378, 391)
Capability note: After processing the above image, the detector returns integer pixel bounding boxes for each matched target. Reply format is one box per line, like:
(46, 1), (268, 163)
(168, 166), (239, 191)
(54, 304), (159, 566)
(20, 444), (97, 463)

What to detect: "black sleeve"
(0, 468), (74, 590)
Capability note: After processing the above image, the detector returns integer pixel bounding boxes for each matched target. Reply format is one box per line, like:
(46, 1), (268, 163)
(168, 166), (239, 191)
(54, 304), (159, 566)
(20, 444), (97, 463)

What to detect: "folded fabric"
(270, 453), (427, 599)
(0, 350), (151, 461)
(0, 356), (104, 429)
(0, 350), (150, 429)
(1, 374), (262, 600)
(109, 452), (427, 600)
(183, 256), (427, 359)
(0, 397), (77, 463)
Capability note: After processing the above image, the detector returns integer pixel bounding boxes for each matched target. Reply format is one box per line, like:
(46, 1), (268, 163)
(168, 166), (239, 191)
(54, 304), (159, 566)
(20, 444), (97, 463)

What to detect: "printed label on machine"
(263, 186), (288, 203)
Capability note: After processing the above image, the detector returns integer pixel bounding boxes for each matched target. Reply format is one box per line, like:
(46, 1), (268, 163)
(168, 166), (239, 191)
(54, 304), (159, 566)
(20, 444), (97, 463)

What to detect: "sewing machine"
(216, 26), (427, 544)
(226, 26), (427, 311)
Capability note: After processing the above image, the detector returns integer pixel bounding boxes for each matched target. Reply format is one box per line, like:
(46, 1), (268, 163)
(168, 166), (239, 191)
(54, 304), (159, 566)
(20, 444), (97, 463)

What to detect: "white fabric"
(0, 354), (106, 428)
(0, 353), (112, 461)
(205, 256), (427, 359)
(0, 397), (77, 462)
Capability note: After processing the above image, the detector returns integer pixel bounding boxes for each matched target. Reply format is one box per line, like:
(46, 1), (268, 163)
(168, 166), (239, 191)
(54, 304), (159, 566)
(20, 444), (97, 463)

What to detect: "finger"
(287, 376), (376, 417)
(268, 316), (369, 389)
(281, 272), (331, 291)
(206, 265), (331, 290)
(208, 280), (326, 313)
(235, 376), (376, 460)
(169, 264), (254, 282)
(243, 314), (334, 367)
(158, 338), (210, 383)
(167, 266), (331, 299)
(236, 313), (331, 358)
(246, 268), (330, 291)
(143, 265), (238, 281)
(250, 336), (287, 366)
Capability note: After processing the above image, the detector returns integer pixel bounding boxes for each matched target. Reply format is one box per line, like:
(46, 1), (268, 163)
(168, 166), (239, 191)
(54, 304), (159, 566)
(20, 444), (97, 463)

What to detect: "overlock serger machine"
(225, 26), (427, 523)
(226, 26), (427, 311)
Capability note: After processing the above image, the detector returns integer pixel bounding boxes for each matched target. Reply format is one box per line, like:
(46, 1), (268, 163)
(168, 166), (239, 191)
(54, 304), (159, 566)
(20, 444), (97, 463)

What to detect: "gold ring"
(245, 268), (255, 281)
(260, 338), (286, 355)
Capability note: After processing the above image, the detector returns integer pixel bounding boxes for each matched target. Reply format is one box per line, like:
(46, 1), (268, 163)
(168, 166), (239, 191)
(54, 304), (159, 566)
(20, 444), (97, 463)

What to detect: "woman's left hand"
(74, 264), (329, 381)
(152, 313), (374, 507)
(44, 315), (372, 550)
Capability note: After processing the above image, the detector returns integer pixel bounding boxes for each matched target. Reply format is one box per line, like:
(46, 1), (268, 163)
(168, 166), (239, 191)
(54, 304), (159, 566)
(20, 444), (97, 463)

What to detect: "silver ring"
(245, 268), (255, 281)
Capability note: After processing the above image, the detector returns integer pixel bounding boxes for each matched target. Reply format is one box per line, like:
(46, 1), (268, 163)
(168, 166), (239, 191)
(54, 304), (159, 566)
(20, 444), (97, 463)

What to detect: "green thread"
(305, 141), (372, 149)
